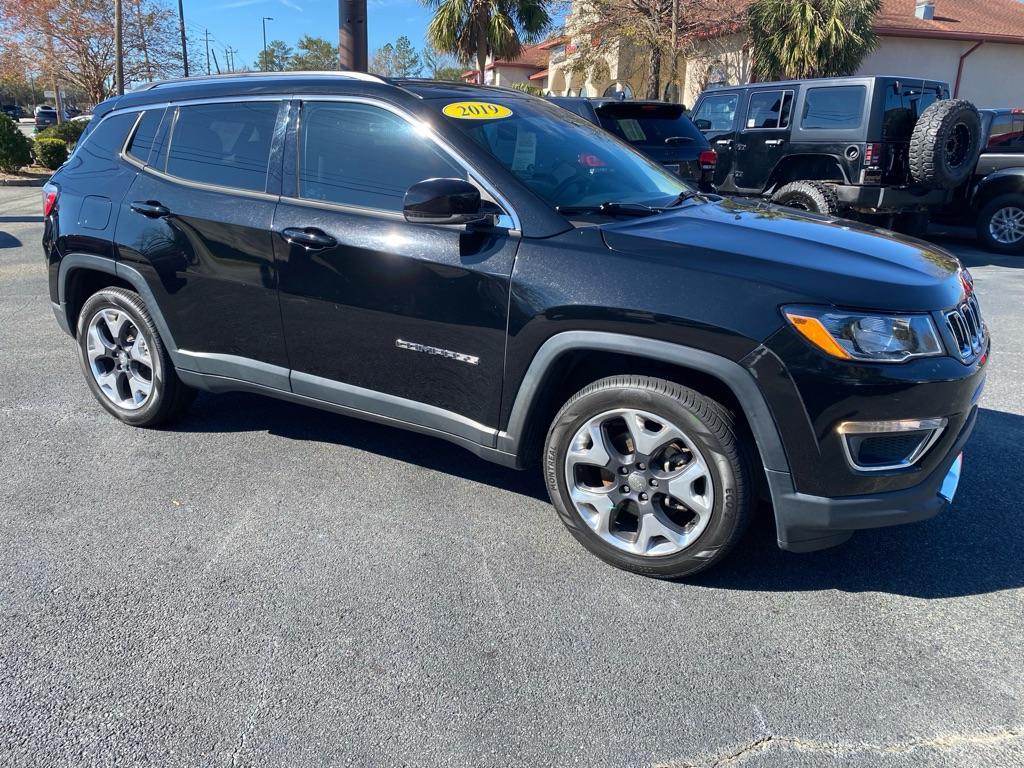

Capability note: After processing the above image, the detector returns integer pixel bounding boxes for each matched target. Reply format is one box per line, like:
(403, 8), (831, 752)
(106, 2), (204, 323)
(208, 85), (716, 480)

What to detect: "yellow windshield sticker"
(442, 101), (513, 120)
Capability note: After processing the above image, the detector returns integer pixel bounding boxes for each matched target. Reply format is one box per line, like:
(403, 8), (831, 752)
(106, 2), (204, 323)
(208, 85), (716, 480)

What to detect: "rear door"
(272, 98), (518, 434)
(690, 91), (741, 189)
(115, 98), (290, 388)
(735, 88), (793, 192)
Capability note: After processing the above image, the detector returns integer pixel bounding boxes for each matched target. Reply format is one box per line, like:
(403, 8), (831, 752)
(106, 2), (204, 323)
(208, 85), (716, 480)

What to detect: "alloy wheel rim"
(989, 206), (1024, 245)
(563, 408), (714, 557)
(86, 309), (154, 410)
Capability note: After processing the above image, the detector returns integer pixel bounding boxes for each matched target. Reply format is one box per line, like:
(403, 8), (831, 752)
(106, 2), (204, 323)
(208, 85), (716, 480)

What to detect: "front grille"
(944, 294), (985, 362)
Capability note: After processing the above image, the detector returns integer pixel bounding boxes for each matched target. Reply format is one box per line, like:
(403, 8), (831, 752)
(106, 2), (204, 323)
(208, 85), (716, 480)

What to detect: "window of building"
(166, 101), (280, 192)
(298, 102), (465, 211)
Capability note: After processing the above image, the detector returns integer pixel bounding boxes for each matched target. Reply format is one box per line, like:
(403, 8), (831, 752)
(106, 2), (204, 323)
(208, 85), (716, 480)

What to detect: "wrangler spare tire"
(909, 99), (982, 190)
(771, 180), (841, 216)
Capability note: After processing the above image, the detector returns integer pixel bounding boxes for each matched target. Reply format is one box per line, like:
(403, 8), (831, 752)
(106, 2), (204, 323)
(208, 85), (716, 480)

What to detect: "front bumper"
(767, 406), (977, 552)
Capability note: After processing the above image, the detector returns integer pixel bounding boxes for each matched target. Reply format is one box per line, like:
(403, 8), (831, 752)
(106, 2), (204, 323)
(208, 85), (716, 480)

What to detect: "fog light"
(837, 418), (947, 471)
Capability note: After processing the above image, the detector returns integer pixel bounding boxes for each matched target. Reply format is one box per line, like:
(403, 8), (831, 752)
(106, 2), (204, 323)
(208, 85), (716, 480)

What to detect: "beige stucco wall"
(857, 37), (1024, 108)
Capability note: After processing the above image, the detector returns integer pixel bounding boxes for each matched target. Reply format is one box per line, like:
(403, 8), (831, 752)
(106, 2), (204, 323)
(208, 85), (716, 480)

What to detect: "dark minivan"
(44, 73), (987, 579)
(549, 97), (717, 189)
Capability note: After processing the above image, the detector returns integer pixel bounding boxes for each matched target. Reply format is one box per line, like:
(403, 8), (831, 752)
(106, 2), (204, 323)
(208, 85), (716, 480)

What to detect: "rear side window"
(166, 102), (280, 192)
(596, 103), (703, 146)
(126, 109), (164, 165)
(801, 86), (866, 130)
(298, 101), (464, 211)
(691, 93), (739, 132)
(76, 112), (137, 162)
(744, 90), (793, 129)
(987, 115), (1024, 151)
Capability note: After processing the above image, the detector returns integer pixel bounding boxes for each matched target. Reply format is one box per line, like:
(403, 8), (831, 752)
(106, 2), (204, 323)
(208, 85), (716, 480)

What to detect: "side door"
(115, 98), (290, 388)
(273, 98), (519, 439)
(690, 91), (741, 190)
(735, 88), (794, 192)
(976, 112), (1024, 176)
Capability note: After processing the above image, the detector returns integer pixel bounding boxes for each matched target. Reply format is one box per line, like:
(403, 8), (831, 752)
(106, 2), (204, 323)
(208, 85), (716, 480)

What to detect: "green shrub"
(34, 137), (68, 170)
(0, 114), (33, 173)
(37, 119), (87, 146)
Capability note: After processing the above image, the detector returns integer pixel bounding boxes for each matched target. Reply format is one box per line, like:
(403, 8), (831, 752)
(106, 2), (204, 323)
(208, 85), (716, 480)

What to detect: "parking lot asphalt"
(1, 186), (1022, 767)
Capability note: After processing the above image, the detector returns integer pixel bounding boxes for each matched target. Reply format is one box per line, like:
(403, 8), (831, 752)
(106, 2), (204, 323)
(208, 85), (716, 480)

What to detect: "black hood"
(601, 197), (966, 312)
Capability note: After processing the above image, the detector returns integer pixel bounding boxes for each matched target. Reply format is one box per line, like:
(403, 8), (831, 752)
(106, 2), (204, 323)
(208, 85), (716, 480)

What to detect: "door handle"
(715, 139), (732, 146)
(130, 200), (170, 218)
(281, 227), (337, 250)
(764, 139), (785, 146)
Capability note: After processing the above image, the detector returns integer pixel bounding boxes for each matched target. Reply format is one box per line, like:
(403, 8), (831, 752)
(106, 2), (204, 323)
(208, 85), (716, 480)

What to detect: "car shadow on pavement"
(928, 230), (1022, 269)
(0, 231), (22, 248)
(692, 407), (1024, 598)
(175, 391), (550, 502)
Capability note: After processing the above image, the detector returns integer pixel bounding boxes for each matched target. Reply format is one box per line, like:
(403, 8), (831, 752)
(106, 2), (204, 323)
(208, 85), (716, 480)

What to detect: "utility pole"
(262, 17), (273, 71)
(211, 48), (222, 74)
(204, 29), (212, 75)
(114, 0), (125, 94)
(338, 0), (368, 72)
(225, 47), (237, 72)
(177, 0), (190, 77)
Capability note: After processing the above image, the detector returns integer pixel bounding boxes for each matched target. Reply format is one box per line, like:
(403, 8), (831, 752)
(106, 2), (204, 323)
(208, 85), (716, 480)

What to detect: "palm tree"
(421, 0), (550, 85)
(749, 0), (882, 81)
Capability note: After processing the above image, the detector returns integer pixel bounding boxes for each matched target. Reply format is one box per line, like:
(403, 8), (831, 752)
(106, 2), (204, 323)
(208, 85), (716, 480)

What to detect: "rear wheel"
(976, 194), (1024, 254)
(76, 287), (194, 427)
(544, 376), (752, 579)
(771, 180), (841, 216)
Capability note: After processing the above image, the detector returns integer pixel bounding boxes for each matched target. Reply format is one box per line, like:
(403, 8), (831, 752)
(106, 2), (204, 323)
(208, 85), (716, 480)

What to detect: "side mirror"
(403, 178), (492, 226)
(694, 118), (712, 131)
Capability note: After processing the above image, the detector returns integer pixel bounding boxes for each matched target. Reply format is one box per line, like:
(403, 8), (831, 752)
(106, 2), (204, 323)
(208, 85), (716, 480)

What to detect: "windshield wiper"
(665, 190), (703, 207)
(555, 201), (661, 217)
(664, 136), (695, 144)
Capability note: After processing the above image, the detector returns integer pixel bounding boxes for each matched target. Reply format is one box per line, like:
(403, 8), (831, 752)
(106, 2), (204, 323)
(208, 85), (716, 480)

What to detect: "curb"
(0, 177), (48, 187)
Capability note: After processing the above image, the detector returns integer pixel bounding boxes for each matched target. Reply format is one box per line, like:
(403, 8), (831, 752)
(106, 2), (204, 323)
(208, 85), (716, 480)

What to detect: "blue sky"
(182, 0), (439, 72)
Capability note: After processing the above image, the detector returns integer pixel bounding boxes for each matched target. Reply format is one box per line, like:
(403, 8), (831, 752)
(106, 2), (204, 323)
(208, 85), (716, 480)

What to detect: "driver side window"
(298, 102), (466, 211)
(692, 94), (739, 132)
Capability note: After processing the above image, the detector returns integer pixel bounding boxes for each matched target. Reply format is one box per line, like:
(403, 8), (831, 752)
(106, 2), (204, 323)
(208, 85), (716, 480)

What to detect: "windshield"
(439, 97), (690, 211)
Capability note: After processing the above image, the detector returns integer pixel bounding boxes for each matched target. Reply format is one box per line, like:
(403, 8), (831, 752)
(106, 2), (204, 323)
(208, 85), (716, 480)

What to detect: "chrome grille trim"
(944, 294), (986, 362)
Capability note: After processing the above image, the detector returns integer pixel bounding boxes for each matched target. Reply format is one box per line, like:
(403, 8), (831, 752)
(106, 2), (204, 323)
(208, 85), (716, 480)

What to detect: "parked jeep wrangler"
(690, 76), (982, 228)
(936, 108), (1024, 253)
(45, 73), (987, 578)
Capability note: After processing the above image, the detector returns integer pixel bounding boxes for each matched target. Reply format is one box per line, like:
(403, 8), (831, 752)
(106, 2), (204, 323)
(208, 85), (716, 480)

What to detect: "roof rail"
(131, 70), (387, 92)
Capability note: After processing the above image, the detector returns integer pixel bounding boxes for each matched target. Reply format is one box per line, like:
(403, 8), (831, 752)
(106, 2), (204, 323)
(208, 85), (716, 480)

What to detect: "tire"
(909, 99), (982, 190)
(771, 180), (841, 216)
(975, 193), (1024, 254)
(76, 287), (194, 427)
(543, 376), (752, 579)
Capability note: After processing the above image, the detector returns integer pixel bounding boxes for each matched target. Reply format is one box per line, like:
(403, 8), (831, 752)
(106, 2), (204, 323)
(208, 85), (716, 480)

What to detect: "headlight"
(783, 305), (943, 362)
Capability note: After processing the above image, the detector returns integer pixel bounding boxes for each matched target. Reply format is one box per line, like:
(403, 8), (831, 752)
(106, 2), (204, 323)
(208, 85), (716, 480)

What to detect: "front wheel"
(976, 194), (1024, 254)
(543, 376), (753, 579)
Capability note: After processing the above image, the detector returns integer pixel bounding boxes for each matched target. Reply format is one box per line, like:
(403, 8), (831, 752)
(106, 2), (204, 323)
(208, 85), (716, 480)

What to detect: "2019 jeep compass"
(43, 73), (988, 578)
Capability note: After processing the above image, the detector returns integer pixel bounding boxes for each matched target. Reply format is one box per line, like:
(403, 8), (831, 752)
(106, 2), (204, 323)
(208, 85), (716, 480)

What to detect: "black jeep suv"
(690, 76), (981, 229)
(44, 73), (988, 578)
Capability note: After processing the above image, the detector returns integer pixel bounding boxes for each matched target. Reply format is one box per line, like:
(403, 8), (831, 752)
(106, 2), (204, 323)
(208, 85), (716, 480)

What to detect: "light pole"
(262, 16), (273, 71)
